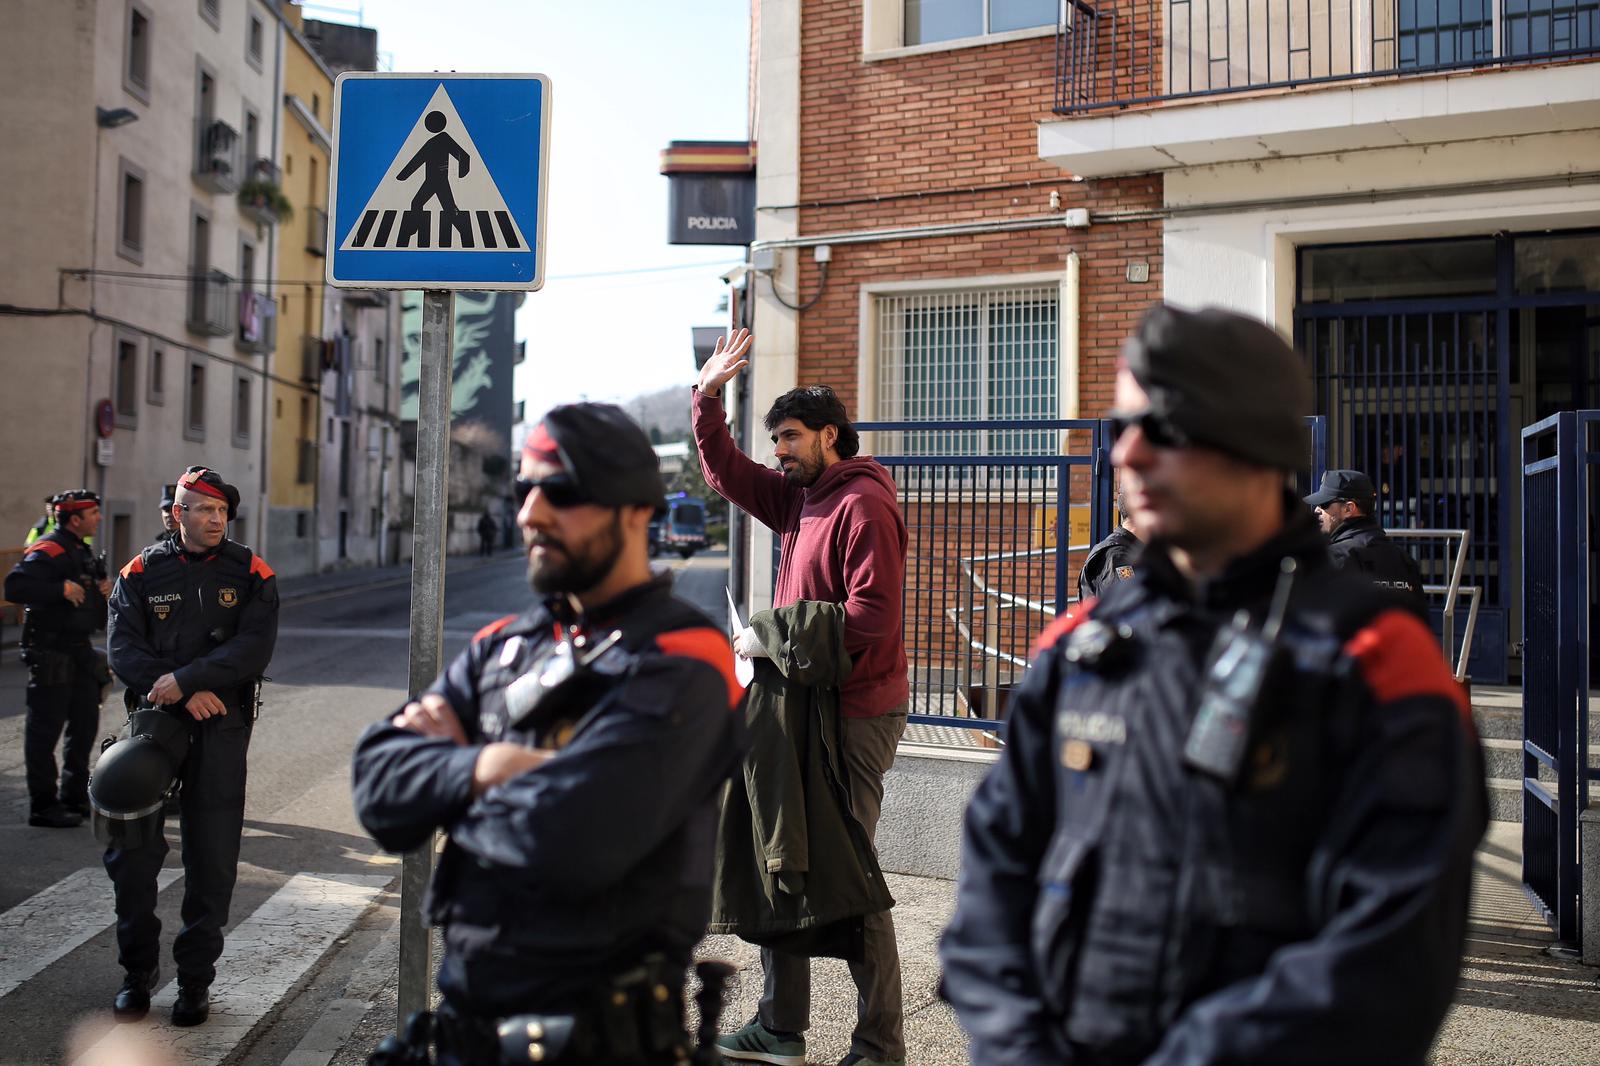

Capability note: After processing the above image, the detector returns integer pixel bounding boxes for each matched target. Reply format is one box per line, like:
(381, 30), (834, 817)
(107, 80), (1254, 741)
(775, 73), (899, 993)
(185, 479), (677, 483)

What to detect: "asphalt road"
(0, 549), (730, 1065)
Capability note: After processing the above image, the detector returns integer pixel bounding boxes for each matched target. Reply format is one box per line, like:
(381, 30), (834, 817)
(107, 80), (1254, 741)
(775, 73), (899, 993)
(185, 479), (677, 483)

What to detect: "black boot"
(172, 981), (210, 1027)
(113, 967), (159, 1021)
(28, 804), (84, 829)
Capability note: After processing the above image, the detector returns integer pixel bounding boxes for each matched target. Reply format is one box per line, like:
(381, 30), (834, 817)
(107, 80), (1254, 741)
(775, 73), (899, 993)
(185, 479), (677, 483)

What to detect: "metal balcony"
(187, 268), (235, 337)
(1053, 0), (1600, 113)
(240, 158), (286, 225)
(195, 119), (241, 193)
(307, 206), (329, 257)
(235, 291), (276, 354)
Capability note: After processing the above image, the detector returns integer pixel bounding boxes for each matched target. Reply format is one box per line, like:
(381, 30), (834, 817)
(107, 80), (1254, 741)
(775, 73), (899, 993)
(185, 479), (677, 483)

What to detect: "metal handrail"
(1387, 527), (1476, 682)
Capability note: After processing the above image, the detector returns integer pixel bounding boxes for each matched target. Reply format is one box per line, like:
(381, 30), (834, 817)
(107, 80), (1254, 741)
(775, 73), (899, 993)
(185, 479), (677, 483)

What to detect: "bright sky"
(306, 0), (749, 429)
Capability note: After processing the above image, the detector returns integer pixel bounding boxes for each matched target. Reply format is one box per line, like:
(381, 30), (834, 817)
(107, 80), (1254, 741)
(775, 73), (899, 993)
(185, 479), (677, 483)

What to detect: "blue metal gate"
(855, 415), (1325, 730)
(1520, 411), (1597, 947)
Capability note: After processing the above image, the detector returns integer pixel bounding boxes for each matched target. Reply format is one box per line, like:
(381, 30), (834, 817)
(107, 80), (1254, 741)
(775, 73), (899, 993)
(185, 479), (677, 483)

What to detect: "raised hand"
(696, 328), (754, 398)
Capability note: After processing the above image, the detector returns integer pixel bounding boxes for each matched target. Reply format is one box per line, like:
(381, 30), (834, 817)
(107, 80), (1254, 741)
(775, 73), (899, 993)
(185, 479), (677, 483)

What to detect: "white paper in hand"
(727, 586), (756, 688)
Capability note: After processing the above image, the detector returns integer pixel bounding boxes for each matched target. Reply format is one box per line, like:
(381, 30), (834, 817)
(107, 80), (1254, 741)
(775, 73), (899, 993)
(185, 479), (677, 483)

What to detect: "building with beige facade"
(0, 0), (402, 575)
(1, 0), (289, 567)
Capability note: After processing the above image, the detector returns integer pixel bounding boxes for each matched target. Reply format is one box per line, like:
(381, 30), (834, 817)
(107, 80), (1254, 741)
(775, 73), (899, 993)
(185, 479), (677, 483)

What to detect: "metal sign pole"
(398, 288), (455, 1028)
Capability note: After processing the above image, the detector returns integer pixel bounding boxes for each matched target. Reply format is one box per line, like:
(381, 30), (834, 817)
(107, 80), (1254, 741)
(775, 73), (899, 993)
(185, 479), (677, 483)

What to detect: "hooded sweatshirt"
(693, 388), (909, 718)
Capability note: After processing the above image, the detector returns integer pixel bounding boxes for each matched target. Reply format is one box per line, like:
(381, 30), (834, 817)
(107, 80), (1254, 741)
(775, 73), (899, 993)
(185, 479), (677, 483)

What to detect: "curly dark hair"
(763, 385), (860, 460)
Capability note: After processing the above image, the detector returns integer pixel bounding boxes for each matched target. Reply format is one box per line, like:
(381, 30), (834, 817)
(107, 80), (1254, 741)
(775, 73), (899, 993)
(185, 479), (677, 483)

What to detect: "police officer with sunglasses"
(941, 305), (1487, 1065)
(353, 403), (746, 1065)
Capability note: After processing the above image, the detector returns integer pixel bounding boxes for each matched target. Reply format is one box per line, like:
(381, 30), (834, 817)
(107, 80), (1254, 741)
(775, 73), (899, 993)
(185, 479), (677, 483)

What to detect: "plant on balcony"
(237, 178), (294, 223)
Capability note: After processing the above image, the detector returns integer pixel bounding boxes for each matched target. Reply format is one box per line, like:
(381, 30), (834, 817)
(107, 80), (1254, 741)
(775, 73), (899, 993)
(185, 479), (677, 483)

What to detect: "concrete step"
(1470, 704), (1600, 742)
(1481, 737), (1600, 782)
(1485, 774), (1600, 823)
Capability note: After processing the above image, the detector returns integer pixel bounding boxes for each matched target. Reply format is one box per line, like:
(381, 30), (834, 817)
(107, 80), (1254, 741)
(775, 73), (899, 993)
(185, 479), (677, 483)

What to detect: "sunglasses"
(514, 474), (589, 509)
(1109, 409), (1190, 450)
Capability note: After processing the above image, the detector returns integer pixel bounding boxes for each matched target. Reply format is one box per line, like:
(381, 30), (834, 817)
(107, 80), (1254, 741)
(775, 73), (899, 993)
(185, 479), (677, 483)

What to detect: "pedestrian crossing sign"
(327, 73), (551, 291)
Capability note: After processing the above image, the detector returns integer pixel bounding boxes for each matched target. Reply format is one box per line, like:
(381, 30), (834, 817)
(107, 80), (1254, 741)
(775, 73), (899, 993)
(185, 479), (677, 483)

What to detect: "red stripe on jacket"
(26, 540), (66, 559)
(1344, 608), (1472, 732)
(473, 615), (517, 644)
(1034, 598), (1097, 655)
(119, 554), (144, 578)
(655, 627), (743, 710)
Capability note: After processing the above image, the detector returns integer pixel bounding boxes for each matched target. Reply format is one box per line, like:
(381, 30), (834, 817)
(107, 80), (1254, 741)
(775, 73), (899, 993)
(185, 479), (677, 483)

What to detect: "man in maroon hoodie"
(694, 328), (909, 1066)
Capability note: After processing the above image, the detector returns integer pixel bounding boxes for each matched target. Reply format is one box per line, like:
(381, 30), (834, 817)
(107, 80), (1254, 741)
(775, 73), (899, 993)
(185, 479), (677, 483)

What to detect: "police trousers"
(24, 650), (102, 813)
(760, 709), (907, 1062)
(104, 709), (253, 983)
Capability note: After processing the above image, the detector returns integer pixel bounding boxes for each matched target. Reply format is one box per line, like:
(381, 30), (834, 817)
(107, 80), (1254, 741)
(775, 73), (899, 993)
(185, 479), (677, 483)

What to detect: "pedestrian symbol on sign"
(341, 84), (529, 253)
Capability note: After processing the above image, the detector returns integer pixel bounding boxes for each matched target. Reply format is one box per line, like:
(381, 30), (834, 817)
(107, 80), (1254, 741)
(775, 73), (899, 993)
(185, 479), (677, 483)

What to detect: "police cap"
(176, 465), (240, 521)
(1305, 469), (1377, 510)
(159, 483), (177, 508)
(522, 403), (668, 514)
(1122, 304), (1311, 470)
(51, 489), (101, 517)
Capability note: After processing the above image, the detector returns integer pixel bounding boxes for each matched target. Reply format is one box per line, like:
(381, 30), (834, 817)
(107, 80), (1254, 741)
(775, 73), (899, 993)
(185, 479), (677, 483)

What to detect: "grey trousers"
(759, 709), (907, 1062)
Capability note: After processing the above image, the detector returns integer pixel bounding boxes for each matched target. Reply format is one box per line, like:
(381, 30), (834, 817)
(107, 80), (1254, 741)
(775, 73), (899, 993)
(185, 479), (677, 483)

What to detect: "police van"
(650, 493), (710, 559)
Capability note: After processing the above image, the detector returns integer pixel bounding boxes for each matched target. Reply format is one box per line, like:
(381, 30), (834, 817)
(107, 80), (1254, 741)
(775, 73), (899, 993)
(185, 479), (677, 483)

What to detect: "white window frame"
(148, 345), (166, 406)
(124, 0), (152, 103)
(116, 157), (146, 264)
(113, 329), (142, 429)
(184, 356), (207, 442)
(862, 0), (1058, 61)
(246, 11), (264, 71)
(857, 270), (1077, 501)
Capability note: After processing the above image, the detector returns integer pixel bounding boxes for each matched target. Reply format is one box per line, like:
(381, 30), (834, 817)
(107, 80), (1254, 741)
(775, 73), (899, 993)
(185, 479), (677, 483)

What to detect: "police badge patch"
(153, 604), (171, 620)
(1115, 565), (1135, 581)
(218, 587), (239, 608)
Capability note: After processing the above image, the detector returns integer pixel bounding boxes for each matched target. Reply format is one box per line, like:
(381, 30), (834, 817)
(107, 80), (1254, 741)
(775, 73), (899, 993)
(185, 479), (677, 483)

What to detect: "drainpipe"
(1064, 251), (1080, 418)
(258, 11), (284, 556)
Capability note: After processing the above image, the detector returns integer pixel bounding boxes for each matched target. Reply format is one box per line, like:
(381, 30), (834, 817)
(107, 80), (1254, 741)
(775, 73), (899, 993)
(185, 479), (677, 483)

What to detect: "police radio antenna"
(1263, 558), (1297, 642)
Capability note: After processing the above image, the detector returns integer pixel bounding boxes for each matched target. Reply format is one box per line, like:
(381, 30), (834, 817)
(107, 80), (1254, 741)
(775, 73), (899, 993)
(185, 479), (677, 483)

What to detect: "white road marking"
(74, 872), (390, 1066)
(0, 868), (182, 999)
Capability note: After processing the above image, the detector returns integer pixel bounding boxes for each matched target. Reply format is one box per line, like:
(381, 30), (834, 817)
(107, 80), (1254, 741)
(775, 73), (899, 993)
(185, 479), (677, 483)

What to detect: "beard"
(526, 511), (625, 596)
(779, 439), (826, 486)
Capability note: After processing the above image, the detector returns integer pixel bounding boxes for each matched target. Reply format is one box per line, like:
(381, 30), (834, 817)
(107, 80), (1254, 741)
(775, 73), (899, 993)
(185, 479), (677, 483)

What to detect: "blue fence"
(855, 415), (1325, 733)
(1520, 411), (1598, 947)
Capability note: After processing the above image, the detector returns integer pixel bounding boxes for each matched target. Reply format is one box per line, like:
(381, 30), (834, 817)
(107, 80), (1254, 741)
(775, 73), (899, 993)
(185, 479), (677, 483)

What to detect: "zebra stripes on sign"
(346, 207), (523, 250)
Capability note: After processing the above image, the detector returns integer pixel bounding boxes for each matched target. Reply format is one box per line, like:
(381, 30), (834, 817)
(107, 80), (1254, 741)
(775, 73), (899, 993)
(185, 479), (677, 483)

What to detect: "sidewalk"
(322, 820), (1599, 1066)
(274, 549), (519, 604)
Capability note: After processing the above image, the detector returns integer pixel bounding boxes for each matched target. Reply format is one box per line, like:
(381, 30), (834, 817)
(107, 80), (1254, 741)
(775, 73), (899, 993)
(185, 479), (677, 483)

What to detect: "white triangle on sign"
(340, 83), (530, 253)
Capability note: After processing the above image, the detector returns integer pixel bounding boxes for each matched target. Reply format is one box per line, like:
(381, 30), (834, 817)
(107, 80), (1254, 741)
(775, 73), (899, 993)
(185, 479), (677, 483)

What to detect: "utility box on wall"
(661, 141), (756, 246)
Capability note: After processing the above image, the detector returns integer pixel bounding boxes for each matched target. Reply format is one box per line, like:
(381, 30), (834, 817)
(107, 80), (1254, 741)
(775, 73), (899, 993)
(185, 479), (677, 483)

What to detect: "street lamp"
(96, 106), (139, 129)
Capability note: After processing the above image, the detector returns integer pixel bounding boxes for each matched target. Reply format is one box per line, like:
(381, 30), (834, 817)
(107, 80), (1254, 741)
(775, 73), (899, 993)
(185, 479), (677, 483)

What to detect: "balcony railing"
(1054, 0), (1600, 113)
(187, 268), (235, 336)
(307, 206), (329, 257)
(195, 119), (241, 192)
(235, 291), (276, 354)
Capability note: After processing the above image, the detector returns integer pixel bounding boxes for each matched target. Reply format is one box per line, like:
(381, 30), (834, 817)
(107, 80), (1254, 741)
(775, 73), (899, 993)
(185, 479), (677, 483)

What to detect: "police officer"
(1306, 469), (1428, 614)
(4, 490), (110, 828)
(1077, 491), (1141, 603)
(352, 404), (745, 1066)
(157, 483), (179, 539)
(940, 305), (1487, 1064)
(104, 465), (279, 1025)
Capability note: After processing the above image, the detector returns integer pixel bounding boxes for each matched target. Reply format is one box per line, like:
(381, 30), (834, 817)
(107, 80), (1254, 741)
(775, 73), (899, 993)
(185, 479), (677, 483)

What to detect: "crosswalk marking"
(347, 207), (523, 250)
(73, 872), (390, 1066)
(0, 868), (183, 1000)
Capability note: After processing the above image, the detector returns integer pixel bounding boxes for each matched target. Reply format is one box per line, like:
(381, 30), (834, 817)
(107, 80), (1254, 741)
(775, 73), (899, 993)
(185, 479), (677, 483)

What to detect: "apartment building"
(1037, 0), (1599, 680)
(742, 0), (1162, 623)
(0, 0), (287, 567)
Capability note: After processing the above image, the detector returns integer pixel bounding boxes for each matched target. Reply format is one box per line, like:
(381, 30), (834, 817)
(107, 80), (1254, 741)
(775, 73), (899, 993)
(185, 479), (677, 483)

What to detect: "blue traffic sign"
(327, 73), (551, 291)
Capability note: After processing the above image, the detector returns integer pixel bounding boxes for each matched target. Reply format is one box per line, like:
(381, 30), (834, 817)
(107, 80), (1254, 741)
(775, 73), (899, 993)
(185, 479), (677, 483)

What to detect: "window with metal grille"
(873, 283), (1060, 471)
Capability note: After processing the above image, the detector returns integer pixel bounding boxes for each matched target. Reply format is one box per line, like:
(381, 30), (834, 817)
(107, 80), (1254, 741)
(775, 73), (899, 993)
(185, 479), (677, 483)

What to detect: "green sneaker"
(716, 1018), (806, 1065)
(838, 1054), (906, 1066)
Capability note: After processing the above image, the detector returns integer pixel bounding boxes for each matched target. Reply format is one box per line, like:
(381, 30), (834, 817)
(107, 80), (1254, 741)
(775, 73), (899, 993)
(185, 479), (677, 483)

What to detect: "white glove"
(734, 626), (770, 659)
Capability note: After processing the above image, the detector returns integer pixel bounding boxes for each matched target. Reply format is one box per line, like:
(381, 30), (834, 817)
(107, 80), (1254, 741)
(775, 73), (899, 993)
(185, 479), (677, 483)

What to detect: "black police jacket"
(351, 574), (747, 1017)
(1326, 515), (1428, 614)
(940, 502), (1487, 1066)
(4, 529), (105, 648)
(106, 536), (279, 711)
(1077, 526), (1140, 604)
